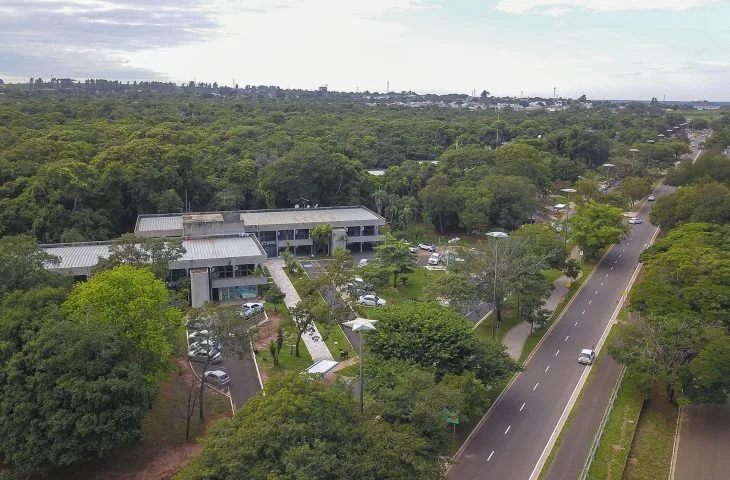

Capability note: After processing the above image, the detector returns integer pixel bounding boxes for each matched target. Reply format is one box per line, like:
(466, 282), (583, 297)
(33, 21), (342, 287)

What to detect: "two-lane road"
(449, 185), (672, 480)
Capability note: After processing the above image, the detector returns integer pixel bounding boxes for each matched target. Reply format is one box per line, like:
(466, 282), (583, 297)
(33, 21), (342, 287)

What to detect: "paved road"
(674, 403), (730, 480)
(210, 354), (261, 410)
(449, 185), (673, 480)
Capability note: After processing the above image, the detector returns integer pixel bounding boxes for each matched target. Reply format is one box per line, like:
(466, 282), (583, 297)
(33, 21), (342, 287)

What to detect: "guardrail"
(579, 366), (626, 480)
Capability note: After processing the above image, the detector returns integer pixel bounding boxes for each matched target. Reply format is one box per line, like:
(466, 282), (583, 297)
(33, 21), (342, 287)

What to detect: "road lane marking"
(520, 402), (526, 412)
(611, 267), (614, 271)
(545, 365), (550, 372)
(575, 321), (579, 326)
(595, 290), (599, 295)
(606, 274), (609, 278)
(601, 282), (604, 286)
(589, 299), (592, 305)
(555, 349), (560, 356)
(534, 382), (539, 390)
(565, 336), (569, 342)
(615, 260), (618, 264)
(581, 310), (585, 315)
(487, 450), (494, 462)
(505, 425), (511, 435)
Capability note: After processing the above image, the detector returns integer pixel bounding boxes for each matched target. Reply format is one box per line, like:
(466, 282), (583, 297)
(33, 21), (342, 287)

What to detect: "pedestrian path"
(265, 258), (334, 362)
(502, 274), (572, 361)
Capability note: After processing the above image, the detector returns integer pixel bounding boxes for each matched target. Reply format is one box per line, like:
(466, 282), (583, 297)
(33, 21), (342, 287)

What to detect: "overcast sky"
(1, 0), (729, 100)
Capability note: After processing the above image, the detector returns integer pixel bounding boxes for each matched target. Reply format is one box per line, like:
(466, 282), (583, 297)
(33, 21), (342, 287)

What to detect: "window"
(362, 225), (375, 236)
(258, 231), (276, 242)
(295, 229), (309, 240)
(346, 226), (360, 237)
(277, 229), (295, 240)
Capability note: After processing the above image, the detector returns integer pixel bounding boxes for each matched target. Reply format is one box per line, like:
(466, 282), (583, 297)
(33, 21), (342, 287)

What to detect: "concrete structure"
(135, 206), (386, 257)
(42, 234), (269, 304)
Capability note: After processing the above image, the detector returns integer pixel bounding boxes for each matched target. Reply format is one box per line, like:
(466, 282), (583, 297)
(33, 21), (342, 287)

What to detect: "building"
(42, 234), (268, 307)
(135, 206), (386, 257)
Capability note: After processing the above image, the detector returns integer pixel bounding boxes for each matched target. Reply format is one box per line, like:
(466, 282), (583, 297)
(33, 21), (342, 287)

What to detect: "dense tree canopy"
(569, 201), (627, 258)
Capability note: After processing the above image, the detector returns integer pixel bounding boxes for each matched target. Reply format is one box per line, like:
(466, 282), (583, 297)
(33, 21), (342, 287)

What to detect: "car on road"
(358, 294), (386, 307)
(188, 347), (223, 364)
(647, 195), (656, 201)
(418, 243), (437, 252)
(578, 348), (596, 365)
(628, 217), (643, 224)
(240, 302), (265, 317)
(204, 370), (230, 386)
(358, 258), (369, 267)
(428, 253), (441, 265)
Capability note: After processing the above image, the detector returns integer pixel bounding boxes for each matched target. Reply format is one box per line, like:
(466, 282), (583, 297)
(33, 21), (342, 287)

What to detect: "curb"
(669, 406), (684, 480)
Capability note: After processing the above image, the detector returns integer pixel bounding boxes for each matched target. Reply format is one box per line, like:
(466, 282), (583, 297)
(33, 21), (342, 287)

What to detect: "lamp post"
(646, 140), (655, 168)
(485, 231), (508, 339)
(601, 163), (615, 192)
(343, 318), (377, 413)
(560, 188), (577, 248)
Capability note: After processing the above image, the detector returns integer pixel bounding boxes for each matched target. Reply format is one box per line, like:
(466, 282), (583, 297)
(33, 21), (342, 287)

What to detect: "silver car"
(578, 348), (595, 365)
(358, 294), (386, 307)
(188, 348), (223, 364)
(204, 370), (230, 386)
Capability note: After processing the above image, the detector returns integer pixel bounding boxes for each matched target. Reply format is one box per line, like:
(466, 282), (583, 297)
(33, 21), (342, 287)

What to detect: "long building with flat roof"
(135, 205), (386, 257)
(42, 234), (269, 307)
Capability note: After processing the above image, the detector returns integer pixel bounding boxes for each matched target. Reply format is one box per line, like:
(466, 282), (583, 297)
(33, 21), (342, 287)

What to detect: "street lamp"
(342, 318), (377, 413)
(560, 188), (577, 248)
(601, 163), (615, 192)
(485, 231), (508, 339)
(646, 140), (655, 168)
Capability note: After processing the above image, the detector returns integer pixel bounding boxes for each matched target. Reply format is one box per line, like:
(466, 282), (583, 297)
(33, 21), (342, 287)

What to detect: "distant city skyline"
(1, 0), (729, 100)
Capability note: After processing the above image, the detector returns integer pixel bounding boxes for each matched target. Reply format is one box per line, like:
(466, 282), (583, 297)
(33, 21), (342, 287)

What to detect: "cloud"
(495, 0), (724, 15)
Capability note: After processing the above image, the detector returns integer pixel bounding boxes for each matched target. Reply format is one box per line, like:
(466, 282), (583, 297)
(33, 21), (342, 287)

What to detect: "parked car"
(358, 294), (386, 307)
(647, 195), (656, 201)
(241, 302), (265, 317)
(204, 370), (230, 386)
(187, 317), (212, 331)
(428, 253), (441, 265)
(418, 243), (437, 252)
(188, 329), (210, 341)
(188, 347), (223, 364)
(358, 258), (369, 267)
(189, 339), (219, 351)
(578, 348), (595, 365)
(628, 217), (643, 224)
(408, 245), (419, 254)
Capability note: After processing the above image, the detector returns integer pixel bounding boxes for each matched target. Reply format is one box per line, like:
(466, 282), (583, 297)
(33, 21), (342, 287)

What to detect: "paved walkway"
(502, 275), (572, 361)
(673, 403), (730, 480)
(265, 259), (334, 362)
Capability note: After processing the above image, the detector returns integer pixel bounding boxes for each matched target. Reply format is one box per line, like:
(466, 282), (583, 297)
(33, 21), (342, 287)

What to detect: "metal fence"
(580, 366), (627, 480)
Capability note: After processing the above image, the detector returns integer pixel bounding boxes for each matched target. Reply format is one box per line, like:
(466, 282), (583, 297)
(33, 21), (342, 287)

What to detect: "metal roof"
(43, 243), (111, 270)
(240, 207), (383, 228)
(178, 236), (265, 261)
(136, 215), (183, 233)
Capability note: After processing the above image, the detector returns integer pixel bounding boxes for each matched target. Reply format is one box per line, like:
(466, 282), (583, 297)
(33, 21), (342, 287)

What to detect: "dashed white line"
(601, 282), (604, 286)
(487, 451), (495, 462)
(606, 274), (609, 278)
(574, 321), (579, 326)
(505, 425), (511, 435)
(545, 365), (550, 372)
(565, 336), (570, 342)
(595, 290), (599, 295)
(611, 266), (614, 271)
(534, 382), (540, 390)
(555, 349), (560, 356)
(520, 402), (526, 412)
(589, 299), (592, 305)
(615, 260), (618, 264)
(581, 310), (585, 315)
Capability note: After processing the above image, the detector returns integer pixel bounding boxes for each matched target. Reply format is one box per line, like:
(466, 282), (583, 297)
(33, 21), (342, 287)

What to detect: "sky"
(1, 0), (729, 100)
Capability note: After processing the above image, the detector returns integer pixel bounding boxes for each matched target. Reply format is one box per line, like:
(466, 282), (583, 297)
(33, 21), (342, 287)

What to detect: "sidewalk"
(502, 275), (572, 361)
(265, 259), (334, 362)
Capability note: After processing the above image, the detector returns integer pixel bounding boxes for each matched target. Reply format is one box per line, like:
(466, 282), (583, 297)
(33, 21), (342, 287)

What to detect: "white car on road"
(628, 217), (643, 224)
(428, 253), (441, 265)
(358, 294), (386, 307)
(578, 348), (596, 365)
(647, 195), (656, 201)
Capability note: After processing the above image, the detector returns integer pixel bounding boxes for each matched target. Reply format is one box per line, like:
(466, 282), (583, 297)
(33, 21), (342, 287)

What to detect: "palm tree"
(385, 195), (400, 226)
(372, 189), (388, 216)
(398, 196), (419, 230)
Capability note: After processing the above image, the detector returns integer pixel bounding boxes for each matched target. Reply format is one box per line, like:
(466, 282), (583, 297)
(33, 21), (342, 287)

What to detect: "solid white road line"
(520, 403), (526, 412)
(505, 426), (511, 435)
(487, 450), (495, 462)
(534, 382), (539, 390)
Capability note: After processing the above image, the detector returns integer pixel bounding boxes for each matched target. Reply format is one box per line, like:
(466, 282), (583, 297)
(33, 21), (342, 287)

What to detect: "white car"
(408, 245), (419, 254)
(358, 294), (386, 307)
(188, 330), (210, 341)
(647, 195), (656, 201)
(204, 370), (230, 386)
(358, 258), (369, 267)
(428, 253), (441, 265)
(241, 302), (265, 317)
(578, 348), (596, 365)
(418, 243), (437, 252)
(628, 217), (643, 224)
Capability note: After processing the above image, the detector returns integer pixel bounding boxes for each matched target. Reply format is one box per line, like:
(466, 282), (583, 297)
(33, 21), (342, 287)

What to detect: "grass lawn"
(543, 268), (564, 284)
(622, 387), (679, 480)
(377, 267), (445, 304)
(473, 303), (520, 345)
(587, 374), (644, 480)
(519, 264), (594, 363)
(253, 302), (314, 378)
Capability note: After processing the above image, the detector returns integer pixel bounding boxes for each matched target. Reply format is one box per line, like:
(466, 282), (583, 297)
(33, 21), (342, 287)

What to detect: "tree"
(563, 258), (581, 280)
(367, 302), (517, 383)
(264, 282), (286, 311)
(175, 375), (444, 480)
(686, 328), (730, 404)
(649, 183), (730, 230)
(0, 321), (152, 472)
(290, 298), (317, 357)
(372, 189), (389, 216)
(0, 235), (62, 297)
(510, 223), (568, 269)
(569, 201), (627, 259)
(311, 223), (332, 256)
(375, 234), (415, 288)
(62, 265), (183, 384)
(323, 248), (356, 289)
(94, 233), (185, 280)
(420, 173), (458, 234)
(620, 176), (653, 208)
(479, 175), (538, 230)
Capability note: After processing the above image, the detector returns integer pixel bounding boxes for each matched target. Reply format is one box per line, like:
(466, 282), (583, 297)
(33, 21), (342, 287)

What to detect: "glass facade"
(217, 285), (258, 300)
